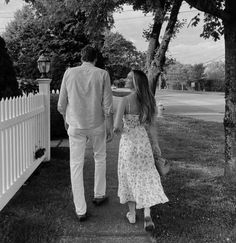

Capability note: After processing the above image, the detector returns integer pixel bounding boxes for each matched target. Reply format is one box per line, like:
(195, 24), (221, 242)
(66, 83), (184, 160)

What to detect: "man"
(57, 45), (113, 221)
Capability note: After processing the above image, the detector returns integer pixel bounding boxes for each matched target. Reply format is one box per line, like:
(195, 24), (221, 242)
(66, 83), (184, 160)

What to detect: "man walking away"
(57, 45), (113, 221)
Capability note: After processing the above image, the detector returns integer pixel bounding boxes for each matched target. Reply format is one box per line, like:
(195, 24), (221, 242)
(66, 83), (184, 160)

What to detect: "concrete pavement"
(51, 137), (155, 243)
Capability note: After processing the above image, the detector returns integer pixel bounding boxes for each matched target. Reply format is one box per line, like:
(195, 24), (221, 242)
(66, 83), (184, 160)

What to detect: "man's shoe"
(76, 212), (88, 222)
(92, 196), (108, 206)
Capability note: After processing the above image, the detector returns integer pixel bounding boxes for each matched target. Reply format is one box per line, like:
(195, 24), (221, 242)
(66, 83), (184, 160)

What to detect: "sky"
(112, 4), (225, 65)
(0, 0), (225, 65)
(0, 0), (25, 30)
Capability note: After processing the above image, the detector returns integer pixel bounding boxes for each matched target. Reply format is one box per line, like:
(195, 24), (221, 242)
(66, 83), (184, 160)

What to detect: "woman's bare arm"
(113, 97), (127, 134)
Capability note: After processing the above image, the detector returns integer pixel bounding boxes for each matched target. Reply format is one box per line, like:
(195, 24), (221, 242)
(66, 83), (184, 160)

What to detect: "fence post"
(37, 78), (51, 161)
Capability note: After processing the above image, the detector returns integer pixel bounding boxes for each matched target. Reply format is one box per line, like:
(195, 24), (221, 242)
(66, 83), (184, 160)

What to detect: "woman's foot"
(126, 212), (136, 224)
(144, 216), (155, 232)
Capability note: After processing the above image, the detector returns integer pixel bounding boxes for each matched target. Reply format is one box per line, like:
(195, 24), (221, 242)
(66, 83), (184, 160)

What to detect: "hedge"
(50, 94), (68, 139)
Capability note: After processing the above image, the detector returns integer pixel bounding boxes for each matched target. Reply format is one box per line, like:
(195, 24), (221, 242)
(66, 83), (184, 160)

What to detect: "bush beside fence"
(50, 93), (67, 139)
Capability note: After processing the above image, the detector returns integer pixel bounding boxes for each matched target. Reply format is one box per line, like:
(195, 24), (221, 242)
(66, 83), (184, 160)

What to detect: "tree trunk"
(224, 0), (236, 178)
(148, 0), (183, 95)
(146, 8), (165, 71)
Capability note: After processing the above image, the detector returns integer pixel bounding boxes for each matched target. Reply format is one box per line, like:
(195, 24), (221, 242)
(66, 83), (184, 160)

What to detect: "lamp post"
(37, 53), (51, 161)
(37, 54), (51, 78)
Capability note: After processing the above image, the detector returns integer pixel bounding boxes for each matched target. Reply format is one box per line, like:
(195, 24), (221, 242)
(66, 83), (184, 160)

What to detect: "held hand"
(105, 115), (114, 142)
(106, 130), (114, 143)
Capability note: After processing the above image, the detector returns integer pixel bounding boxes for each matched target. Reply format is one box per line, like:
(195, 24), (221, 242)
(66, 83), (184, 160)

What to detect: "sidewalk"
(51, 137), (155, 243)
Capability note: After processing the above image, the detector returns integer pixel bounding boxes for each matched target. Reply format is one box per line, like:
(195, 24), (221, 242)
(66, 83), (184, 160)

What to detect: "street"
(156, 90), (225, 123)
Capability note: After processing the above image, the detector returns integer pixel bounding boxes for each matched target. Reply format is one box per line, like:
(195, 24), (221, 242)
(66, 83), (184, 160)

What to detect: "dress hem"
(119, 197), (169, 209)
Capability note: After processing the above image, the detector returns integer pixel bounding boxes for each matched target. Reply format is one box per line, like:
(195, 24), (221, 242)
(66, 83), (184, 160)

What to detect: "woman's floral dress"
(118, 114), (169, 209)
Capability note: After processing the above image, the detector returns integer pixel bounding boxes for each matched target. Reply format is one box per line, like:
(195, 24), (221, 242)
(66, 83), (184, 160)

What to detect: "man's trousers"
(68, 123), (106, 215)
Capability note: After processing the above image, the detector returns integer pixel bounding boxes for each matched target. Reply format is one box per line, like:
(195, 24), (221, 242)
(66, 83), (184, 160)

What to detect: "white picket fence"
(51, 89), (60, 94)
(0, 92), (48, 211)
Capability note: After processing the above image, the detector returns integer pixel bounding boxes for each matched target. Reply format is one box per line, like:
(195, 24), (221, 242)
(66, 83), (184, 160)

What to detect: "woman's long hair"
(132, 70), (156, 124)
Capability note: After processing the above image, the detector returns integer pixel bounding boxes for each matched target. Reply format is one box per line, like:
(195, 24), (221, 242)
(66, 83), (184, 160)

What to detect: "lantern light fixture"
(37, 53), (51, 78)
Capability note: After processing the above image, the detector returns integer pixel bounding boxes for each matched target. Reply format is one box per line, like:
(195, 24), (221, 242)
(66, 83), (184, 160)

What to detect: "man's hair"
(81, 45), (97, 62)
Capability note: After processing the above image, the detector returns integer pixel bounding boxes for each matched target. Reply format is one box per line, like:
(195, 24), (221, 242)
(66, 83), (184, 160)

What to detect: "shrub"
(50, 94), (68, 139)
(113, 78), (126, 88)
(19, 78), (39, 95)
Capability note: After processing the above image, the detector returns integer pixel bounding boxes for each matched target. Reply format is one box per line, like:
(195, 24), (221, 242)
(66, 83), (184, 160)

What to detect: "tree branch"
(148, 0), (183, 94)
(184, 0), (231, 22)
(154, 0), (182, 66)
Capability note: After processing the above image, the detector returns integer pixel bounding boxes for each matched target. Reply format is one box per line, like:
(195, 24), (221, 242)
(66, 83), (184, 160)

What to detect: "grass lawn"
(0, 115), (236, 243)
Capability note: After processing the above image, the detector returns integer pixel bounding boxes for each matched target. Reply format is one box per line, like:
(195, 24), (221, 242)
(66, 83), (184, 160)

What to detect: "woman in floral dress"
(113, 70), (168, 231)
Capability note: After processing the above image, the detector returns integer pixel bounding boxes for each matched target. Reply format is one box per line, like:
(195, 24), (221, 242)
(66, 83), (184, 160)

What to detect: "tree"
(63, 0), (120, 48)
(5, 0), (236, 177)
(30, 0), (183, 95)
(102, 31), (146, 81)
(204, 61), (225, 91)
(4, 1), (147, 87)
(0, 36), (21, 99)
(103, 32), (138, 66)
(4, 5), (52, 79)
(166, 61), (191, 90)
(112, 0), (183, 94)
(60, 0), (185, 95)
(145, 0), (183, 94)
(182, 0), (236, 178)
(3, 3), (89, 89)
(187, 63), (205, 90)
(190, 64), (205, 81)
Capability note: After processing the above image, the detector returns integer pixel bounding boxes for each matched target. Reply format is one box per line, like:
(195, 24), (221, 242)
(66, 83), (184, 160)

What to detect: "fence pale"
(0, 93), (47, 211)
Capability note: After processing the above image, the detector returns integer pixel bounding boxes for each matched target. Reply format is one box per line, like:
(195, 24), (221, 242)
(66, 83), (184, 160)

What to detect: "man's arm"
(57, 69), (69, 130)
(145, 107), (162, 157)
(105, 115), (113, 142)
(103, 71), (114, 142)
(113, 97), (126, 134)
(147, 122), (162, 157)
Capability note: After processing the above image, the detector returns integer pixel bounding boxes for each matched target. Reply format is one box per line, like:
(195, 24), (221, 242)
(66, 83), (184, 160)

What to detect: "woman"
(114, 70), (168, 231)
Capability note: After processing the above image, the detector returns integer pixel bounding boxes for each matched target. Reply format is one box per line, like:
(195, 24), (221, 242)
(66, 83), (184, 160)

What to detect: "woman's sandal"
(126, 212), (136, 224)
(144, 216), (155, 232)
